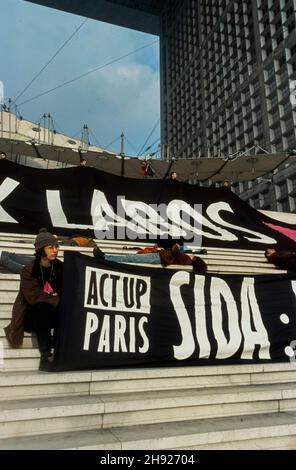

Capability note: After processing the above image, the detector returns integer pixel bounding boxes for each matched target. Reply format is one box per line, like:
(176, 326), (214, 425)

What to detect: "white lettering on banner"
(194, 275), (211, 359)
(98, 315), (110, 352)
(170, 271), (196, 360)
(240, 277), (270, 359)
(92, 191), (174, 239)
(291, 280), (296, 299)
(114, 315), (128, 352)
(83, 311), (149, 353)
(84, 266), (151, 313)
(45, 188), (277, 246)
(170, 272), (270, 360)
(83, 312), (98, 350)
(92, 191), (170, 240)
(92, 191), (275, 244)
(167, 199), (237, 241)
(129, 316), (136, 352)
(120, 198), (170, 238)
(91, 190), (128, 236)
(0, 178), (19, 223)
(138, 317), (149, 353)
(80, 265), (151, 354)
(47, 190), (93, 229)
(210, 277), (242, 359)
(207, 202), (276, 244)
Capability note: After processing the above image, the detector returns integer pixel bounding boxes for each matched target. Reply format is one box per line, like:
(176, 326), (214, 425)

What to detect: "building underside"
(25, 0), (165, 35)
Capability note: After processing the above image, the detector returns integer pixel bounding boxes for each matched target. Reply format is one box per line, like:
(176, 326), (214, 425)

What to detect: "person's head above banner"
(169, 171), (177, 181)
(0, 151), (7, 160)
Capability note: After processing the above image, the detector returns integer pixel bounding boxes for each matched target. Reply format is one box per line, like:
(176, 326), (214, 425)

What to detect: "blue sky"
(0, 0), (160, 156)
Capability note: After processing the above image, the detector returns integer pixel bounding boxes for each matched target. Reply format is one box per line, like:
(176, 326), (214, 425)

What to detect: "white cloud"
(89, 63), (160, 152)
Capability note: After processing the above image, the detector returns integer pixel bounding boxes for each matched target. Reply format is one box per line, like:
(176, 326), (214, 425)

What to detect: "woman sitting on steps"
(4, 229), (63, 372)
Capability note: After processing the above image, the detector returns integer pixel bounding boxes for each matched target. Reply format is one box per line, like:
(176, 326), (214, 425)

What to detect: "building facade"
(160, 0), (296, 211)
(161, 0), (296, 159)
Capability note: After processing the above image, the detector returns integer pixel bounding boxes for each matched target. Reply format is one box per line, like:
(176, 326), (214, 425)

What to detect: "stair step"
(1, 337), (36, 349)
(1, 383), (296, 439)
(1, 358), (38, 371)
(0, 274), (20, 280)
(0, 328), (34, 339)
(1, 364), (296, 400)
(0, 411), (296, 449)
(182, 434), (296, 450)
(3, 348), (39, 358)
(0, 318), (15, 328)
(0, 283), (20, 292)
(0, 295), (16, 304)
(0, 308), (13, 320)
(0, 313), (12, 322)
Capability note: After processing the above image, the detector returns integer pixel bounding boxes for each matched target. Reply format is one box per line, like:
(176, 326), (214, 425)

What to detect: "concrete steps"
(0, 231), (296, 449)
(1, 412), (296, 450)
(0, 362), (295, 399)
(1, 336), (36, 349)
(1, 381), (296, 440)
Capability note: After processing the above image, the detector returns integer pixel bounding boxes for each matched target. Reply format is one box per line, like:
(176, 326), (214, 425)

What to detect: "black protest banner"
(1, 159), (296, 249)
(54, 252), (296, 371)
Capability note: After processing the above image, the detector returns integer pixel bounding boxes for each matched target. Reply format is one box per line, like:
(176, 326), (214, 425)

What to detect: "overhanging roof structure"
(25, 0), (165, 35)
(1, 143), (294, 183)
(87, 152), (296, 181)
(0, 110), (117, 166)
(1, 112), (294, 180)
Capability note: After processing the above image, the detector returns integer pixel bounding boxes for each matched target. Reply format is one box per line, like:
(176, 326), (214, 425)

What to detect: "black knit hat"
(34, 228), (58, 251)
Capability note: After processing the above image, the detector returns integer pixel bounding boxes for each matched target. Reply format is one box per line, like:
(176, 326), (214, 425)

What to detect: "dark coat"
(4, 259), (63, 348)
(267, 251), (296, 271)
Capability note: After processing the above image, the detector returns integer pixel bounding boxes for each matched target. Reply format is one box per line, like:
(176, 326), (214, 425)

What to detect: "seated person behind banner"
(168, 171), (177, 181)
(93, 243), (207, 273)
(0, 151), (7, 160)
(79, 158), (87, 166)
(61, 234), (97, 247)
(265, 248), (296, 271)
(153, 238), (207, 254)
(4, 230), (63, 372)
(1, 241), (207, 274)
(222, 179), (231, 188)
